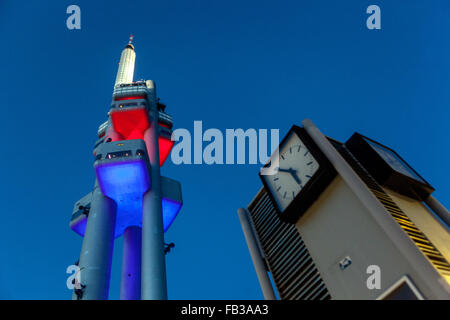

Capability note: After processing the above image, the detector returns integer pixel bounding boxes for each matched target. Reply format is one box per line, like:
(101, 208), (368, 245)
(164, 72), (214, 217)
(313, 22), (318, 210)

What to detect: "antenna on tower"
(129, 34), (134, 45)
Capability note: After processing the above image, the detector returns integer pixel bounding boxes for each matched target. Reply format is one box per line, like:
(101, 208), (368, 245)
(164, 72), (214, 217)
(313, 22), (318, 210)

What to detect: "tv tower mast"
(70, 36), (182, 300)
(114, 35), (136, 87)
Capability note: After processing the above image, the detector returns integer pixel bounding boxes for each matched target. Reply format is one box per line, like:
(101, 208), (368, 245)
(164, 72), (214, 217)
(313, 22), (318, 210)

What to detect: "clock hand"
(279, 168), (303, 185)
(290, 169), (302, 186)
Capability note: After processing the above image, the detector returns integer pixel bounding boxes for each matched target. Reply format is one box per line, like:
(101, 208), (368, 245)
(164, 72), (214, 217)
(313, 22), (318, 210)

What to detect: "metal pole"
(141, 82), (167, 300)
(120, 226), (142, 300)
(425, 195), (450, 228)
(237, 208), (276, 300)
(73, 183), (117, 300)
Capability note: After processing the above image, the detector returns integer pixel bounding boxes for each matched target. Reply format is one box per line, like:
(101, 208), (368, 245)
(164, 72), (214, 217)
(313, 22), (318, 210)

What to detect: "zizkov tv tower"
(70, 36), (182, 300)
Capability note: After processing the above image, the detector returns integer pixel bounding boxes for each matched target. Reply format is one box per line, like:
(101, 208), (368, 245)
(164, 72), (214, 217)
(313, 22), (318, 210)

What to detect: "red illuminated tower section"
(106, 93), (174, 166)
(100, 34), (174, 167)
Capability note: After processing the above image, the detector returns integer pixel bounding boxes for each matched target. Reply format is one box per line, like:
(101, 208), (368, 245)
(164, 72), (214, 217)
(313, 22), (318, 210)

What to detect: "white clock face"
(265, 132), (319, 212)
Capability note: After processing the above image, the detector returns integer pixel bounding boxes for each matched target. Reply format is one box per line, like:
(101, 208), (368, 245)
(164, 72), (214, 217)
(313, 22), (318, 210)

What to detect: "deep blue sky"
(0, 1), (449, 299)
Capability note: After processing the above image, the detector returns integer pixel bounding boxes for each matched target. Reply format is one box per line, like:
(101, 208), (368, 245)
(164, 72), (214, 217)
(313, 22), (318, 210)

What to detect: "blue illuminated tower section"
(70, 36), (182, 300)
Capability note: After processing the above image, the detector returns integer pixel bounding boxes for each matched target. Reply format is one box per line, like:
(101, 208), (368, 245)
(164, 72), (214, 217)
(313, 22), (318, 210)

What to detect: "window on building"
(378, 276), (424, 300)
(106, 151), (132, 159)
(136, 149), (146, 156)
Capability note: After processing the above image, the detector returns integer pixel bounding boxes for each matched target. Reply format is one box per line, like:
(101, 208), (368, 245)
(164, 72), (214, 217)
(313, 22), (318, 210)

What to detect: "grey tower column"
(74, 184), (117, 300)
(141, 85), (168, 300)
(238, 208), (276, 300)
(425, 195), (450, 227)
(120, 226), (142, 300)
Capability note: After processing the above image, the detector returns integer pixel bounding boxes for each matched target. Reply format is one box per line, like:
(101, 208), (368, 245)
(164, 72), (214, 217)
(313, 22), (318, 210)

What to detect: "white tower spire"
(114, 35), (136, 87)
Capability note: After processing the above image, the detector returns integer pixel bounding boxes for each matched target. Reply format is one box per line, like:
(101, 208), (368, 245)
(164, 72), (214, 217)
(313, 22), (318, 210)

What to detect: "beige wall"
(295, 176), (448, 299)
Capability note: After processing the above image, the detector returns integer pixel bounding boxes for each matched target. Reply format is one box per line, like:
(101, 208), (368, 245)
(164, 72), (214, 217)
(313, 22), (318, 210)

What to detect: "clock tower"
(238, 119), (450, 300)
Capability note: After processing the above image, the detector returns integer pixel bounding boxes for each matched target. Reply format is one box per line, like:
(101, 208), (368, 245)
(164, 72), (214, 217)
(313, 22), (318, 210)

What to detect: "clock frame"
(345, 133), (434, 201)
(259, 125), (337, 224)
